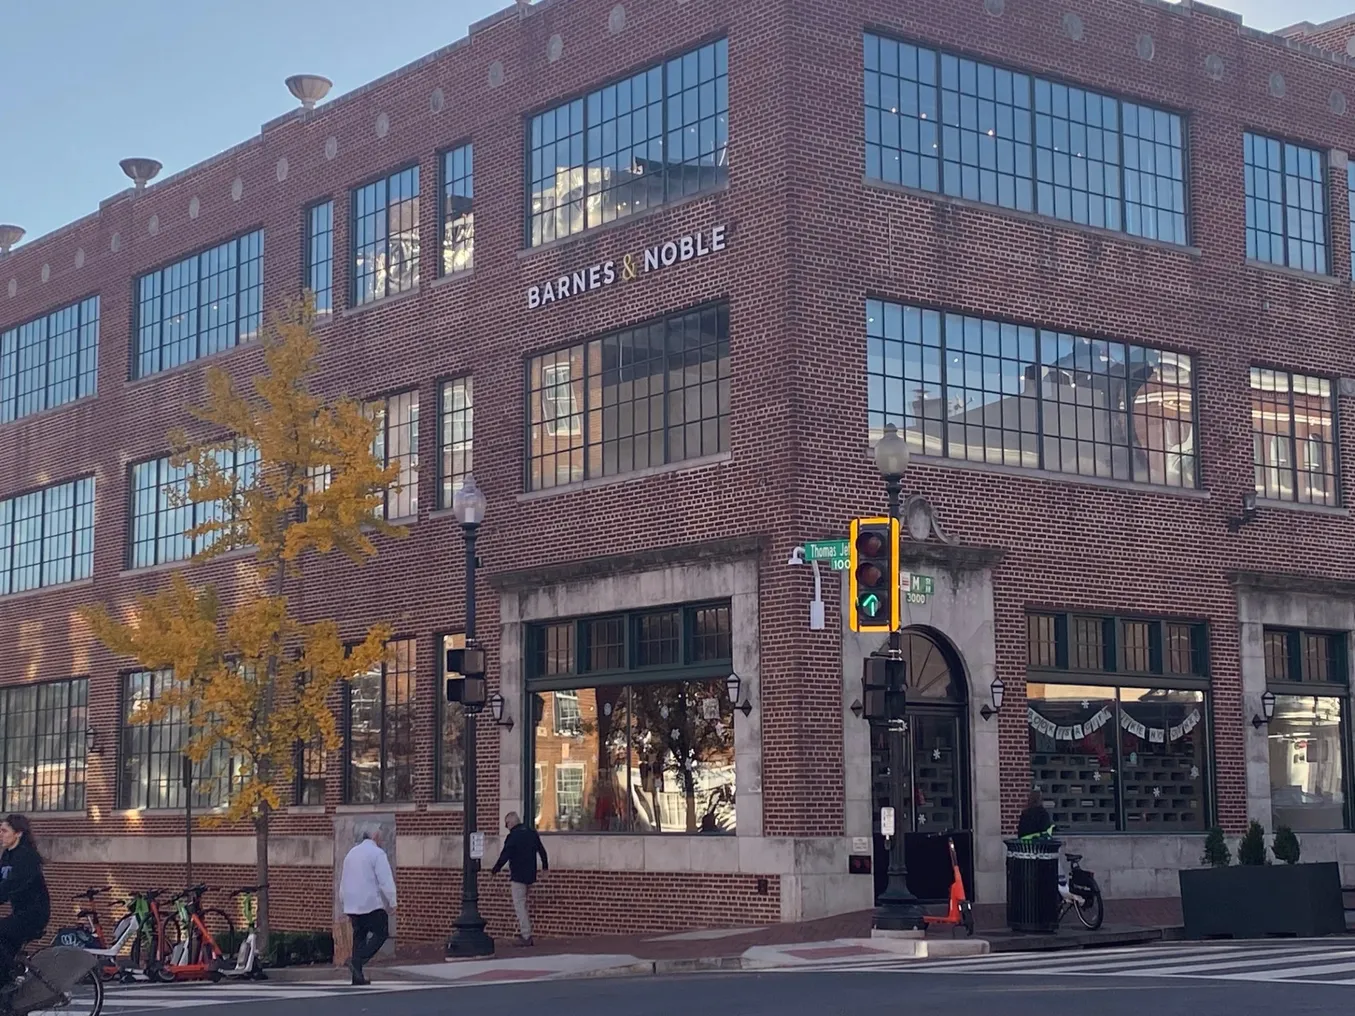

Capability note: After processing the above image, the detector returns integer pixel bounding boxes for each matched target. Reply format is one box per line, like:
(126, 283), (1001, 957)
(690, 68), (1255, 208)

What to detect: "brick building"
(7, 0), (1355, 946)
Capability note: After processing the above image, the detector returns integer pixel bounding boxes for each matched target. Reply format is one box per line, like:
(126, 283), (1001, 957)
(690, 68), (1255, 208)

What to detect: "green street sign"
(902, 572), (935, 604)
(805, 538), (850, 571)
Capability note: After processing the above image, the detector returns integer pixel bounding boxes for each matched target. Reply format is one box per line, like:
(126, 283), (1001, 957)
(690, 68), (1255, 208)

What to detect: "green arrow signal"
(859, 593), (882, 617)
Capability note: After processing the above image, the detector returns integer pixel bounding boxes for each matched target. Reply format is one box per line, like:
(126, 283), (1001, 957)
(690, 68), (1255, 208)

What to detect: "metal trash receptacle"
(1005, 837), (1062, 933)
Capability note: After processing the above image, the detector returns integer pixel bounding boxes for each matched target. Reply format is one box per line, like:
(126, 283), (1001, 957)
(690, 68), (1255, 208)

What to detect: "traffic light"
(848, 516), (900, 633)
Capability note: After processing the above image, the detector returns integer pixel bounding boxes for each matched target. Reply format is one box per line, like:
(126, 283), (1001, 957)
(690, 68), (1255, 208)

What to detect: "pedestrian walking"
(491, 812), (548, 946)
(339, 828), (396, 986)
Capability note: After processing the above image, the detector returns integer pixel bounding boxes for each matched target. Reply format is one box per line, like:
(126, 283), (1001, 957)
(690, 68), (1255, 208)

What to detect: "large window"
(306, 200), (334, 319)
(129, 443), (258, 568)
(135, 231), (263, 378)
(868, 300), (1196, 487)
(438, 634), (466, 803)
(1027, 613), (1210, 832)
(441, 144), (474, 276)
(345, 639), (416, 804)
(528, 602), (736, 834)
(528, 38), (728, 246)
(864, 34), (1187, 245)
(0, 476), (95, 596)
(527, 302), (729, 491)
(1264, 628), (1349, 831)
(439, 377), (473, 508)
(119, 670), (237, 810)
(1250, 367), (1337, 506)
(0, 678), (88, 813)
(1244, 133), (1327, 274)
(352, 167), (419, 306)
(1, 296), (99, 422)
(367, 390), (419, 519)
(1348, 162), (1355, 281)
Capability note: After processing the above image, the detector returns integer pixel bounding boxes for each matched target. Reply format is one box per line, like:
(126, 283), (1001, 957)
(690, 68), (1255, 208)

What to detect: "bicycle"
(1057, 852), (1104, 930)
(156, 885), (234, 983)
(217, 885), (266, 980)
(129, 889), (177, 983)
(0, 945), (102, 1016)
(49, 888), (134, 982)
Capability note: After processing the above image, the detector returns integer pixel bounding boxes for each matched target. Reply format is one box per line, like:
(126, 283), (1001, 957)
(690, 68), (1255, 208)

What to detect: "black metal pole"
(447, 522), (494, 957)
(874, 475), (925, 932)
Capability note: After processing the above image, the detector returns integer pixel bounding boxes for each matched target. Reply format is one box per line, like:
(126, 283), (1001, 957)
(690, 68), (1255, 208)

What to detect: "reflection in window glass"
(129, 445), (256, 568)
(120, 670), (236, 810)
(345, 639), (415, 804)
(352, 167), (419, 305)
(867, 300), (1196, 487)
(306, 201), (334, 319)
(532, 680), (736, 834)
(0, 476), (94, 595)
(365, 391), (419, 520)
(1244, 133), (1327, 274)
(1250, 368), (1337, 506)
(1028, 684), (1119, 832)
(442, 144), (474, 276)
(864, 34), (1186, 243)
(0, 678), (88, 813)
(0, 296), (99, 422)
(1117, 688), (1206, 830)
(1269, 695), (1345, 831)
(439, 377), (473, 508)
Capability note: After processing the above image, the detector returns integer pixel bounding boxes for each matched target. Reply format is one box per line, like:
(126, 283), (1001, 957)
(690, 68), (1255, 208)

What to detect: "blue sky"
(0, 0), (1340, 244)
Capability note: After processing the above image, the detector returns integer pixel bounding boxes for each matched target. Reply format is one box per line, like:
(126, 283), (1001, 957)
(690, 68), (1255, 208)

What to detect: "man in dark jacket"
(491, 812), (548, 946)
(0, 815), (51, 991)
(1017, 790), (1053, 838)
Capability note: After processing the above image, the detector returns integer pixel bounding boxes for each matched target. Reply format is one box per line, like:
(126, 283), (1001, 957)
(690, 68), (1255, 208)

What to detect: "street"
(89, 941), (1355, 1016)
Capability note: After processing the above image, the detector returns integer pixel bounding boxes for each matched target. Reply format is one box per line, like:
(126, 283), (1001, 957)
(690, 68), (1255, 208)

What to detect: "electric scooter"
(922, 836), (975, 936)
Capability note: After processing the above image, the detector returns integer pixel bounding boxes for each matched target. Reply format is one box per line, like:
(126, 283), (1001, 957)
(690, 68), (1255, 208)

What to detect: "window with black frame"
(1026, 613), (1210, 832)
(1, 296), (100, 422)
(345, 639), (416, 805)
(1244, 133), (1327, 274)
(438, 634), (466, 804)
(1250, 367), (1337, 507)
(526, 602), (736, 834)
(352, 167), (419, 306)
(1263, 627), (1349, 831)
(0, 678), (88, 813)
(305, 200), (334, 319)
(119, 669), (237, 810)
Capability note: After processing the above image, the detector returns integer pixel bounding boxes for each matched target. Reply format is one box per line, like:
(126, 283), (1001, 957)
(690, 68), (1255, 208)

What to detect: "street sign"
(470, 831), (485, 860)
(805, 538), (850, 571)
(880, 806), (896, 839)
(900, 571), (935, 604)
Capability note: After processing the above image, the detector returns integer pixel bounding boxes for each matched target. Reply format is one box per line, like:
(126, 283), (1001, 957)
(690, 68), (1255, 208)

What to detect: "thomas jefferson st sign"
(526, 223), (728, 310)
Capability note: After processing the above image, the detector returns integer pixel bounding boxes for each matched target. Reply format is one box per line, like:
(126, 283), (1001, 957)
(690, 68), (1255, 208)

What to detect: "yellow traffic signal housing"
(848, 517), (900, 633)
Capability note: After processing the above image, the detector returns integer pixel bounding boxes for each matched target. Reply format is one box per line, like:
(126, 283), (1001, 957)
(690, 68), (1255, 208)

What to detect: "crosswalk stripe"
(97, 982), (444, 1010)
(968, 945), (1355, 977)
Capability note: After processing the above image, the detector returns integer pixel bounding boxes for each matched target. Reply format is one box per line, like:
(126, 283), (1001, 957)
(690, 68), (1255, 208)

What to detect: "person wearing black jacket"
(491, 812), (548, 946)
(1016, 790), (1054, 838)
(0, 814), (51, 989)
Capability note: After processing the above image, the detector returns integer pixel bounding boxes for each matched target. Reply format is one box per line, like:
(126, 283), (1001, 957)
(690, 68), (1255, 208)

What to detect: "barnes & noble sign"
(526, 223), (728, 310)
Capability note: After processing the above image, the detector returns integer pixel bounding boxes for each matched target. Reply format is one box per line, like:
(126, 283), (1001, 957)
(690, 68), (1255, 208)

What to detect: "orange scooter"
(922, 836), (975, 936)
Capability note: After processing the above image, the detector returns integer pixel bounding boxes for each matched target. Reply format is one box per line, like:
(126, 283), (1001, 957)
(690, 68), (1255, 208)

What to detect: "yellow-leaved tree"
(82, 298), (403, 942)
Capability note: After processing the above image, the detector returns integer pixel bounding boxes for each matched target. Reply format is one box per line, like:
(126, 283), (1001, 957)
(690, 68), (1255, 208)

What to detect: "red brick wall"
(5, 0), (1355, 934)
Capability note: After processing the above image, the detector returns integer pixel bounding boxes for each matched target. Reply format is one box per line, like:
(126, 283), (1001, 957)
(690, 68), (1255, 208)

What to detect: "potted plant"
(1179, 822), (1343, 938)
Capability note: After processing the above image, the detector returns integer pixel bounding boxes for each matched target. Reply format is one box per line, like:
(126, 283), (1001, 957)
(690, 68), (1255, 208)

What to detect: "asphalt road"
(91, 951), (1355, 1016)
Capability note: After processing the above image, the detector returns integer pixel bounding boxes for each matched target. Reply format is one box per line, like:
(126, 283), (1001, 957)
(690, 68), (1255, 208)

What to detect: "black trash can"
(1005, 837), (1062, 933)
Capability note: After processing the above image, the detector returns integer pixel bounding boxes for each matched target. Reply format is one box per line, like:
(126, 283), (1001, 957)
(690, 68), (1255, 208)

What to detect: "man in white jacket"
(339, 828), (397, 985)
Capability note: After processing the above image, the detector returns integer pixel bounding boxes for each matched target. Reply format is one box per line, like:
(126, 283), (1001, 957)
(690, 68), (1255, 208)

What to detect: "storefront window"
(1027, 612), (1210, 832)
(527, 602), (736, 834)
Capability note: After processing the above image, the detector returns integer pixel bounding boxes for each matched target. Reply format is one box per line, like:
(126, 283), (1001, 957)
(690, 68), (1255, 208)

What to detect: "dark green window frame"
(1263, 627), (1349, 687)
(1027, 611), (1209, 686)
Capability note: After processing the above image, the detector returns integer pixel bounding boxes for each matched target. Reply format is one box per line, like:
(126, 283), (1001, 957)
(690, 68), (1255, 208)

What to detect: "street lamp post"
(446, 475), (495, 958)
(871, 424), (926, 933)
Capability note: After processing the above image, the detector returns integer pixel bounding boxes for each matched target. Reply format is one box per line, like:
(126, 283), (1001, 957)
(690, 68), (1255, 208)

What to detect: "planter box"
(1179, 862), (1345, 939)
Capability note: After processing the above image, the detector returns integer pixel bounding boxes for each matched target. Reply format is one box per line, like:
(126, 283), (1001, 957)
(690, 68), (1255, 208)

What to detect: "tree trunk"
(255, 806), (271, 945)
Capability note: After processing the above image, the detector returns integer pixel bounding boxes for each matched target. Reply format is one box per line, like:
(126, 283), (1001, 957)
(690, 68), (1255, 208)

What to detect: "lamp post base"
(446, 917), (495, 958)
(873, 875), (926, 932)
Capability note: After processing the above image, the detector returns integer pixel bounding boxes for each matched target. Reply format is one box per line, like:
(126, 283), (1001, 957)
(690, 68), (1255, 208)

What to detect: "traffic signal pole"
(871, 475), (926, 933)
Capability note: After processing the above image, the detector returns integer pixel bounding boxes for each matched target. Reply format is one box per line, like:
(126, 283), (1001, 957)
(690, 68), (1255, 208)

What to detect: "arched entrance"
(870, 628), (972, 901)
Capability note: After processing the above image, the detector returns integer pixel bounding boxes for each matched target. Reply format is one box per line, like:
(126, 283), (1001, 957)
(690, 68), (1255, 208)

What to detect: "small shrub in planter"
(1201, 826), (1231, 867)
(1238, 819), (1269, 865)
(1273, 826), (1301, 865)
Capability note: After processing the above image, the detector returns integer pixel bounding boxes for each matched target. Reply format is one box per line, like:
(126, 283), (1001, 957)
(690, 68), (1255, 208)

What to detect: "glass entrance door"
(911, 712), (963, 832)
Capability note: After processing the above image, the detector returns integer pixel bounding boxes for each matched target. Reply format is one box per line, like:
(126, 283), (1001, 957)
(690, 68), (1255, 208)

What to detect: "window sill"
(115, 807), (232, 818)
(126, 338), (259, 388)
(518, 183), (730, 260)
(430, 269), (474, 290)
(0, 577), (94, 604)
(119, 545), (255, 578)
(426, 802), (466, 813)
(24, 810), (87, 820)
(0, 394), (99, 430)
(1245, 259), (1342, 286)
(1256, 497), (1348, 517)
(518, 451), (732, 502)
(907, 454), (1209, 499)
(343, 285), (421, 318)
(862, 177), (1203, 258)
(287, 805), (328, 816)
(334, 803), (418, 814)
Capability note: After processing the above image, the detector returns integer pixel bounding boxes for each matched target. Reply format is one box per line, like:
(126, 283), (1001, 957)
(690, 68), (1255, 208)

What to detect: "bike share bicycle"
(1013, 828), (1104, 930)
(0, 948), (102, 1016)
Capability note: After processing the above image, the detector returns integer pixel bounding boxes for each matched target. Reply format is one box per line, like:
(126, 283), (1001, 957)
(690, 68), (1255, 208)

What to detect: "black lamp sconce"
(726, 672), (753, 718)
(1252, 689), (1276, 730)
(487, 692), (514, 731)
(979, 677), (1005, 721)
(1227, 492), (1259, 533)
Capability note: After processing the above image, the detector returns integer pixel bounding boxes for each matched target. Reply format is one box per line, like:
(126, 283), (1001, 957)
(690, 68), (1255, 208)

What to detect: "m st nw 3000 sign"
(526, 224), (728, 309)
